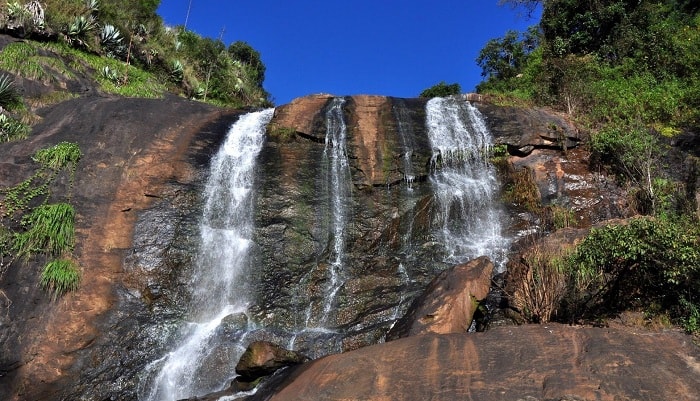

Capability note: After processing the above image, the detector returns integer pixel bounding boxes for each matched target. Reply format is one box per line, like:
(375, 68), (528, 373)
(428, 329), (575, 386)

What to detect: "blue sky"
(156, 1), (540, 105)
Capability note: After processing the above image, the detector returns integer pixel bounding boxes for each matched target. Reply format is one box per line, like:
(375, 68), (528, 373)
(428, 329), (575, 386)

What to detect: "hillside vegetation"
(479, 0), (700, 334)
(0, 0), (271, 299)
(0, 0), (270, 109)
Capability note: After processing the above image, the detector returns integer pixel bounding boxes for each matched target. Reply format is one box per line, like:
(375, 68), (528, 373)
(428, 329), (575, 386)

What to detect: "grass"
(13, 203), (76, 260)
(40, 258), (80, 299)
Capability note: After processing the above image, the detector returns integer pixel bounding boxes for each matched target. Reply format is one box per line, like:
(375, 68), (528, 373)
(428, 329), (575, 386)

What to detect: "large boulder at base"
(236, 341), (309, 382)
(249, 324), (700, 401)
(387, 256), (494, 339)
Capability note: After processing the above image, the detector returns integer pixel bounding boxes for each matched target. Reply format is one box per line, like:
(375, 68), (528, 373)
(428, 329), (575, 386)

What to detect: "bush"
(565, 217), (700, 324)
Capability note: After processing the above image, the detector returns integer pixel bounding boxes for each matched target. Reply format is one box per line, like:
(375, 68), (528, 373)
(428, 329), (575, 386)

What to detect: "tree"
(476, 27), (539, 80)
(418, 81), (461, 98)
(228, 41), (266, 87)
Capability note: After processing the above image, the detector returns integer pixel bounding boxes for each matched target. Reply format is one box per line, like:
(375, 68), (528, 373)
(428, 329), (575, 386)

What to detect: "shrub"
(565, 217), (700, 322)
(511, 244), (570, 323)
(0, 113), (30, 142)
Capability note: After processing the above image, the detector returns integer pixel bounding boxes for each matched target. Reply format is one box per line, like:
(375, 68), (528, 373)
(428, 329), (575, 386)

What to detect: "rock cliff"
(0, 92), (695, 401)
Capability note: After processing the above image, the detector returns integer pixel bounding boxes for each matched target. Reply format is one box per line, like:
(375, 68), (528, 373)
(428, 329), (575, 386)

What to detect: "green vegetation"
(40, 258), (81, 299)
(0, 142), (82, 299)
(0, 0), (272, 110)
(486, 1), (700, 333)
(419, 81), (462, 98)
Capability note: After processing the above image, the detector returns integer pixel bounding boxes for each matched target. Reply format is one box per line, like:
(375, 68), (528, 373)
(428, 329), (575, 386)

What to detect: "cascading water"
(140, 108), (274, 401)
(392, 99), (417, 187)
(290, 97), (350, 354)
(426, 96), (507, 269)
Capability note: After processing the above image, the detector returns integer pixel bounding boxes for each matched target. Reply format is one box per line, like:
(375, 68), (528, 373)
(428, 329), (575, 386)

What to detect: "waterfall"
(290, 97), (350, 355)
(426, 97), (507, 268)
(393, 99), (417, 187)
(140, 108), (274, 401)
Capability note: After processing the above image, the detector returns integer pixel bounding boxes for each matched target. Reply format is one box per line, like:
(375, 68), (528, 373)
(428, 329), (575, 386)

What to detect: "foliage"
(564, 217), (700, 326)
(40, 258), (80, 299)
(502, 165), (540, 212)
(418, 81), (462, 98)
(12, 202), (75, 260)
(228, 40), (266, 87)
(0, 142), (82, 298)
(512, 243), (570, 323)
(1, 141), (81, 217)
(0, 113), (30, 142)
(0, 0), (271, 107)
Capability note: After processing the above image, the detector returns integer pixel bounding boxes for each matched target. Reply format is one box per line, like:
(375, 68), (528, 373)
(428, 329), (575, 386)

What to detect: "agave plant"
(84, 0), (99, 13)
(101, 65), (120, 83)
(170, 59), (184, 83)
(0, 74), (21, 110)
(100, 24), (125, 57)
(67, 15), (97, 38)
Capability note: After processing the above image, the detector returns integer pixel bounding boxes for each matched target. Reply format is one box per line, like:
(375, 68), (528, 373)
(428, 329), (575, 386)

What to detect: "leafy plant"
(100, 24), (125, 58)
(40, 258), (80, 299)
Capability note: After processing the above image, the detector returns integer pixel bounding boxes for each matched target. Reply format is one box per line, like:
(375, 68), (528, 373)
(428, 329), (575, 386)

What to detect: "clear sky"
(156, 1), (541, 105)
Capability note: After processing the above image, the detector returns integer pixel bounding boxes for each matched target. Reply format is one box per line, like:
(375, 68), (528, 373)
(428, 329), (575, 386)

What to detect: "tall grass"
(40, 258), (80, 299)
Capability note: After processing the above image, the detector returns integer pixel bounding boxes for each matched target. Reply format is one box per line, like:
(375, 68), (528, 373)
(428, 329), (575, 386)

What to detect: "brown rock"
(267, 93), (333, 141)
(387, 256), (494, 339)
(235, 341), (309, 382)
(256, 324), (700, 401)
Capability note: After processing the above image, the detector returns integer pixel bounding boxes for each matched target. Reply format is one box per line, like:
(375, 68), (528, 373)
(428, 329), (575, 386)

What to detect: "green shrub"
(565, 217), (700, 322)
(0, 113), (30, 142)
(40, 258), (80, 299)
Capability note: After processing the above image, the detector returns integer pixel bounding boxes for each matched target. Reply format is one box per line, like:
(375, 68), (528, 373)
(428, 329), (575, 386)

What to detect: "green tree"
(418, 81), (461, 98)
(228, 41), (266, 87)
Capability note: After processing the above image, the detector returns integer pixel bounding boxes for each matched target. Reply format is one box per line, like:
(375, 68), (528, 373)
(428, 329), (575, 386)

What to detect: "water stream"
(140, 108), (274, 401)
(426, 97), (508, 269)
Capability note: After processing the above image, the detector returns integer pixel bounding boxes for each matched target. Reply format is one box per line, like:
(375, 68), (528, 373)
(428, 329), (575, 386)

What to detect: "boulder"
(235, 341), (309, 382)
(387, 256), (494, 339)
(250, 324), (700, 401)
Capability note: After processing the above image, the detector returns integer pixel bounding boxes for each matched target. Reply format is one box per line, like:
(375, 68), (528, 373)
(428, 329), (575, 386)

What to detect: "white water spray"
(426, 97), (507, 269)
(141, 108), (274, 401)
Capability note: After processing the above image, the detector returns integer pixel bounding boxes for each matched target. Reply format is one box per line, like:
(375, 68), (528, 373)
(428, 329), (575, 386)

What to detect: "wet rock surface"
(0, 93), (240, 400)
(0, 92), (675, 400)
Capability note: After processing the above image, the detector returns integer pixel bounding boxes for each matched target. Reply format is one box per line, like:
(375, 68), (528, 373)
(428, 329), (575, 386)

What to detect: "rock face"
(250, 324), (700, 401)
(0, 92), (634, 400)
(0, 94), (240, 401)
(387, 256), (494, 339)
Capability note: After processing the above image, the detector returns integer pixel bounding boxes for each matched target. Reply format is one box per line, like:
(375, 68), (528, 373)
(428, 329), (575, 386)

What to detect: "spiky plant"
(170, 59), (184, 83)
(100, 24), (125, 58)
(0, 74), (21, 110)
